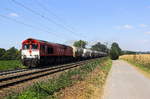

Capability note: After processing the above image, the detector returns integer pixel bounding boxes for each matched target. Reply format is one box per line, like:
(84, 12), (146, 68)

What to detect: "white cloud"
(123, 24), (133, 29)
(145, 31), (150, 34)
(8, 13), (19, 17)
(139, 24), (148, 27)
(115, 24), (133, 30)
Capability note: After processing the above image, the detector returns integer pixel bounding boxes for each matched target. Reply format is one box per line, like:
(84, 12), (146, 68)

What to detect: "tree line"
(0, 47), (20, 60)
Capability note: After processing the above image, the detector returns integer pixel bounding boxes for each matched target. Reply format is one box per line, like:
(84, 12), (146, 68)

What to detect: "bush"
(110, 42), (122, 60)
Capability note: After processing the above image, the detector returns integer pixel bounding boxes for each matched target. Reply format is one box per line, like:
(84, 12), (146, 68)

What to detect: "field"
(0, 60), (25, 71)
(119, 54), (150, 73)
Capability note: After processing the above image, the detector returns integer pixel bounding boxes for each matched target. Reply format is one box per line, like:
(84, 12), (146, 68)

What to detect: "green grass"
(87, 58), (112, 87)
(0, 60), (25, 71)
(100, 59), (112, 72)
(7, 57), (111, 99)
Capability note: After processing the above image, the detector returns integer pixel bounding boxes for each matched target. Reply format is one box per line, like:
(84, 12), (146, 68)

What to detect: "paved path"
(102, 60), (150, 99)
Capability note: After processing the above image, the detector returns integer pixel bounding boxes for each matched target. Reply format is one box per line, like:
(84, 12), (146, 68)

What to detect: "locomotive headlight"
(23, 55), (26, 58)
(35, 55), (38, 58)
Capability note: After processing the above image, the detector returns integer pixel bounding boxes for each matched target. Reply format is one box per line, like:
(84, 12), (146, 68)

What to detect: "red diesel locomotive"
(21, 38), (73, 67)
(21, 38), (107, 68)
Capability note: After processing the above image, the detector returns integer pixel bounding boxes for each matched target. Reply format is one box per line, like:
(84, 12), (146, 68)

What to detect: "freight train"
(21, 38), (107, 68)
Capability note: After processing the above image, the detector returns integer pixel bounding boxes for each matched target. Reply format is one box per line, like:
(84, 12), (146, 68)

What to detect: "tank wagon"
(71, 46), (83, 60)
(21, 38), (107, 68)
(82, 49), (92, 59)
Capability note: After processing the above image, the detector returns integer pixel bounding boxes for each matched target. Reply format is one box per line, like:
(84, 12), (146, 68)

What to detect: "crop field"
(0, 60), (25, 71)
(119, 54), (150, 72)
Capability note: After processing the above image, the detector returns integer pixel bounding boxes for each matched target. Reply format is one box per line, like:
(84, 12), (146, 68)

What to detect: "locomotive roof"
(25, 38), (70, 48)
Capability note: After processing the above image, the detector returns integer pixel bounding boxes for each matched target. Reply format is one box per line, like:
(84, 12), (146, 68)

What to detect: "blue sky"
(0, 0), (150, 51)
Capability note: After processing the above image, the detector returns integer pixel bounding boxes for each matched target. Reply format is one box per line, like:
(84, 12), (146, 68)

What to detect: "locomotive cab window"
(40, 45), (45, 50)
(32, 44), (38, 49)
(23, 44), (30, 49)
(47, 47), (53, 54)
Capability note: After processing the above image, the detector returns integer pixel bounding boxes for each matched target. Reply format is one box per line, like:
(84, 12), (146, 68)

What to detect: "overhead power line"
(3, 7), (75, 40)
(0, 14), (65, 40)
(4, 7), (59, 36)
(36, 0), (65, 24)
(36, 0), (76, 31)
(12, 0), (86, 39)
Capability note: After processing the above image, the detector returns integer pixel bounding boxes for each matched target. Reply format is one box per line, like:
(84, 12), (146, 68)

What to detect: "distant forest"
(122, 50), (150, 54)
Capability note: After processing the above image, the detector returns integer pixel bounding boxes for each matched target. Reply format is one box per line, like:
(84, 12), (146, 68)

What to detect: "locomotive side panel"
(33, 41), (74, 66)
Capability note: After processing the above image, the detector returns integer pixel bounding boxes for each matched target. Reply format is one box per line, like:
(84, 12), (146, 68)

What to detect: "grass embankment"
(120, 54), (150, 74)
(7, 57), (112, 99)
(0, 60), (25, 71)
(56, 57), (112, 99)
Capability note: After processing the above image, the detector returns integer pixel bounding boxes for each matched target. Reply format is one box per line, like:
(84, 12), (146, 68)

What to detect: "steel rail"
(0, 60), (89, 76)
(0, 69), (29, 76)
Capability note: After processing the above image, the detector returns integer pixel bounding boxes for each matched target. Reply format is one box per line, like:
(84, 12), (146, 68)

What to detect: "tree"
(110, 42), (122, 60)
(73, 40), (87, 48)
(91, 42), (108, 53)
(0, 48), (6, 59)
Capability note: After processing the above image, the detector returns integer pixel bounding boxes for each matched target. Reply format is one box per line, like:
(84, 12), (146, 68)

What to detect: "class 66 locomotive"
(21, 38), (107, 68)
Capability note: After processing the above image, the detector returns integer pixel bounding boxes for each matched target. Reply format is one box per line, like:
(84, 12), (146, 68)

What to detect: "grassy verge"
(55, 57), (112, 99)
(84, 57), (112, 99)
(7, 57), (111, 99)
(0, 60), (25, 71)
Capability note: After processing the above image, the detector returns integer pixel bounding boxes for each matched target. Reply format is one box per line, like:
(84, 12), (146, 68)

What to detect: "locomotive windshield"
(32, 44), (38, 49)
(23, 44), (30, 49)
(23, 44), (38, 49)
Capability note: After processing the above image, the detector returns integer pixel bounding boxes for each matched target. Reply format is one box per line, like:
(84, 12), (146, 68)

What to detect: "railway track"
(0, 60), (86, 76)
(0, 69), (29, 76)
(0, 61), (86, 76)
(0, 59), (96, 90)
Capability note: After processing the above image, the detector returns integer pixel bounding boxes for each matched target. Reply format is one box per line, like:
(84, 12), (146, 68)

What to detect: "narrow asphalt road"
(102, 60), (150, 99)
